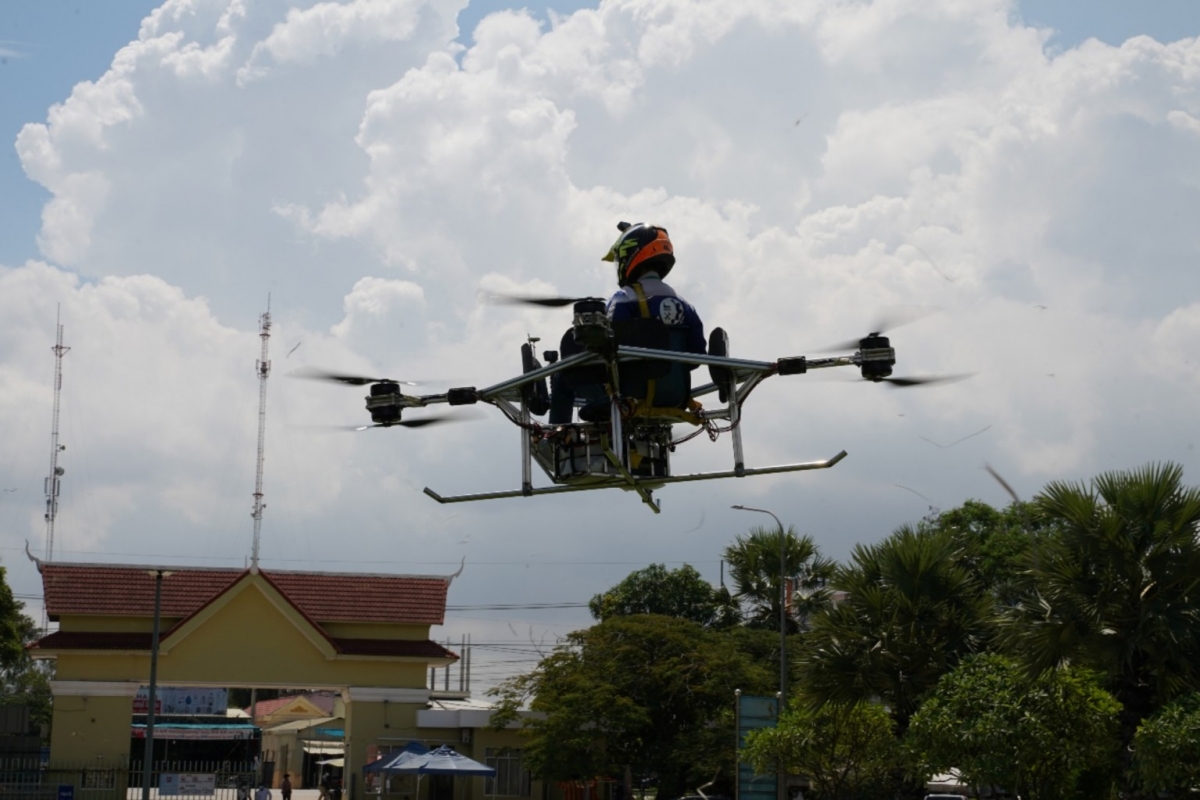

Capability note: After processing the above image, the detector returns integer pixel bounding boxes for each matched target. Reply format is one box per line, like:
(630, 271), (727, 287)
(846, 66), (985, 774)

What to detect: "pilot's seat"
(548, 318), (695, 425)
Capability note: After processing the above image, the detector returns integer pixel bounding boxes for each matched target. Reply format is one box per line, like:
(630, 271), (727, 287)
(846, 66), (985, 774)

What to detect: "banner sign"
(736, 694), (779, 800)
(132, 726), (255, 740)
(159, 774), (217, 796)
(134, 688), (228, 715)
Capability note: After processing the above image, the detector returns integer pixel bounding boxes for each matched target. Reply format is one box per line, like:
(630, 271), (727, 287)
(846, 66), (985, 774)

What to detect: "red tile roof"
(40, 563), (450, 625)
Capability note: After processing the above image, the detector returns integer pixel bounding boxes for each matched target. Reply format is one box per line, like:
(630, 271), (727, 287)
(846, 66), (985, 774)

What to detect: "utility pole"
(44, 307), (70, 567)
(250, 299), (271, 571)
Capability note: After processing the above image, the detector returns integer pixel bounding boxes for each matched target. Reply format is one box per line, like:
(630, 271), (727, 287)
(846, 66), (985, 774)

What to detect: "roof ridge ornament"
(448, 557), (465, 582)
(25, 540), (44, 571)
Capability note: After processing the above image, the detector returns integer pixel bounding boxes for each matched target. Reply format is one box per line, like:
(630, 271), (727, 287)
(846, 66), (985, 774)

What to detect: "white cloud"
(6, 0), (1200, 687)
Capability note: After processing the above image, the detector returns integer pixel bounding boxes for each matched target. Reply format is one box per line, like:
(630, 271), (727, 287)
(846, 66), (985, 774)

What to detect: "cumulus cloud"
(5, 0), (1200, 686)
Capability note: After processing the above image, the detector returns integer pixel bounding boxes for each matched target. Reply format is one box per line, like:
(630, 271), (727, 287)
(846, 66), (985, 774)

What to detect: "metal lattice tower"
(250, 300), (271, 571)
(44, 308), (69, 563)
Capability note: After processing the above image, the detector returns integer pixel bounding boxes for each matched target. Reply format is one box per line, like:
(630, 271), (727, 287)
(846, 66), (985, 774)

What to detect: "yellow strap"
(631, 284), (656, 410)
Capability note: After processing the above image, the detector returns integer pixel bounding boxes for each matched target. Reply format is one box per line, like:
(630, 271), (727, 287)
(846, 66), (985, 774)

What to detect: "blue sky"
(2, 1), (1198, 269)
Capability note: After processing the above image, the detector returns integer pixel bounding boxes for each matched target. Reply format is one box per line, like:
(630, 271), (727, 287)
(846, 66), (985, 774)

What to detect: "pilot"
(548, 222), (705, 424)
(602, 221), (705, 353)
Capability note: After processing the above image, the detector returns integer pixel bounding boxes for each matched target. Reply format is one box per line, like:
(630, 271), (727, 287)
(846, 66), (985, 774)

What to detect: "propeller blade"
(288, 366), (419, 386)
(361, 410), (487, 430)
(872, 373), (973, 388)
(482, 292), (604, 308)
(815, 306), (935, 352)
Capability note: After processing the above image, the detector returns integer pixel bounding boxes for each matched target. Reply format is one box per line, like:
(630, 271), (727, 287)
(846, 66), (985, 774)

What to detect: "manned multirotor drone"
(295, 297), (961, 513)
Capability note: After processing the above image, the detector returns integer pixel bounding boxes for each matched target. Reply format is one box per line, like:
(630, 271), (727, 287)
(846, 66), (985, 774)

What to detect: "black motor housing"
(368, 380), (404, 425)
(858, 335), (896, 381)
(572, 298), (610, 349)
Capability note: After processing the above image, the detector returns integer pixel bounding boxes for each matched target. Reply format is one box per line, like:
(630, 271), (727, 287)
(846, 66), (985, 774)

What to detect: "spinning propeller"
(289, 366), (420, 386)
(818, 307), (970, 388)
(816, 306), (932, 352)
(482, 291), (606, 308)
(288, 367), (480, 430)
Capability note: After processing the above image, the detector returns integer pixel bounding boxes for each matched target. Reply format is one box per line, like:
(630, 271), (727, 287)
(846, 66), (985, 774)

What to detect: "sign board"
(134, 688), (228, 715)
(736, 694), (779, 800)
(159, 774), (216, 796)
(57, 786), (74, 800)
(132, 726), (255, 740)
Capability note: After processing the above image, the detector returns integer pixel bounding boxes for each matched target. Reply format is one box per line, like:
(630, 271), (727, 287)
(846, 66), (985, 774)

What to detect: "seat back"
(612, 319), (690, 409)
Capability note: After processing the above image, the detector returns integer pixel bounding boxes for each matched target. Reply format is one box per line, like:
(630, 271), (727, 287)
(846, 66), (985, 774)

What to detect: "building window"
(484, 747), (530, 797)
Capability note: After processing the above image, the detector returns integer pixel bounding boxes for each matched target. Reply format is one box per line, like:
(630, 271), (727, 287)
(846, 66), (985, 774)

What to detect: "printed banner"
(134, 688), (228, 715)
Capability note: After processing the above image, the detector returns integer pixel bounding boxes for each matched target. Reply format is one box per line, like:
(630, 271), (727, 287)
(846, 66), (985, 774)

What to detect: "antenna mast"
(250, 298), (271, 571)
(44, 307), (69, 563)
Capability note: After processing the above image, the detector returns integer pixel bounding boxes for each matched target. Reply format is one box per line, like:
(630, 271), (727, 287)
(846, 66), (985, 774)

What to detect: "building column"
(343, 687), (430, 800)
(48, 681), (141, 763)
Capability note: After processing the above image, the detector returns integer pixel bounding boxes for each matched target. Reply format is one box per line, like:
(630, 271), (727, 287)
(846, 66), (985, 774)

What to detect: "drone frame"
(365, 339), (894, 512)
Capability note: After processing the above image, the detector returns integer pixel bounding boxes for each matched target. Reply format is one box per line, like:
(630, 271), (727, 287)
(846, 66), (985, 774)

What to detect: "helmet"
(602, 221), (675, 287)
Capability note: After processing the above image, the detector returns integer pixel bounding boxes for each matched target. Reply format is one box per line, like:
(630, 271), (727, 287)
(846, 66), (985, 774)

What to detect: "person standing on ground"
(254, 783), (271, 800)
(281, 774), (292, 800)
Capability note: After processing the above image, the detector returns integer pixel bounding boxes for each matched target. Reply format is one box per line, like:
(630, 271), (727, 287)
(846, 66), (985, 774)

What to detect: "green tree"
(490, 615), (772, 799)
(588, 563), (739, 628)
(999, 463), (1200, 781)
(743, 701), (896, 800)
(796, 525), (993, 733)
(907, 654), (1119, 800)
(918, 499), (1046, 606)
(0, 561), (53, 730)
(722, 526), (834, 633)
(1133, 692), (1200, 795)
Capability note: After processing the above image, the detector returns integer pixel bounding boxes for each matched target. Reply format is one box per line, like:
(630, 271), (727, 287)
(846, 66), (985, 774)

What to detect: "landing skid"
(423, 450), (848, 513)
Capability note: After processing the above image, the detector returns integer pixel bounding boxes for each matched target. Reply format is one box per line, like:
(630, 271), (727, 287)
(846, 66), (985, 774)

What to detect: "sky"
(1, 0), (1199, 693)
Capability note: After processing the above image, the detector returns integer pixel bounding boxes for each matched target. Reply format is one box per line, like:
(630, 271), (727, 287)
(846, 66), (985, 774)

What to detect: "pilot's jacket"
(606, 274), (706, 356)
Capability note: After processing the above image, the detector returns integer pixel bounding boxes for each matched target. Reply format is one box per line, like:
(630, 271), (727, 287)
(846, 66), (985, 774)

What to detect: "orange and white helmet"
(602, 221), (675, 287)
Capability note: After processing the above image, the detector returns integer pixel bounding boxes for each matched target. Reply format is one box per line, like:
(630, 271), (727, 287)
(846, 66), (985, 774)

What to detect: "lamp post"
(731, 505), (788, 706)
(732, 505), (788, 800)
(143, 569), (172, 800)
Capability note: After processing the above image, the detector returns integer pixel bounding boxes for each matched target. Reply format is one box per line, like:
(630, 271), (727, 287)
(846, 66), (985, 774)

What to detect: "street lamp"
(143, 569), (172, 800)
(732, 505), (789, 800)
(730, 505), (788, 706)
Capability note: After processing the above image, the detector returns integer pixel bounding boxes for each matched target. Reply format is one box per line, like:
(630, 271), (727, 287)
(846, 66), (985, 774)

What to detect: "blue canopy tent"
(363, 745), (496, 800)
(363, 741), (430, 774)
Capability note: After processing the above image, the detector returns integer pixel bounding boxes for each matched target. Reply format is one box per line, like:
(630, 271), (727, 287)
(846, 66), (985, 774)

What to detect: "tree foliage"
(917, 499), (1046, 606)
(797, 525), (993, 731)
(1133, 692), (1200, 795)
(907, 654), (1119, 800)
(722, 526), (834, 633)
(588, 563), (739, 628)
(0, 562), (52, 729)
(999, 463), (1200, 764)
(743, 701), (896, 800)
(489, 615), (772, 798)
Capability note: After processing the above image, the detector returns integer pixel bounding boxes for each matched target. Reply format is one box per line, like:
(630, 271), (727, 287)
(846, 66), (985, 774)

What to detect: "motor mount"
(572, 299), (611, 349)
(858, 334), (896, 381)
(365, 380), (405, 425)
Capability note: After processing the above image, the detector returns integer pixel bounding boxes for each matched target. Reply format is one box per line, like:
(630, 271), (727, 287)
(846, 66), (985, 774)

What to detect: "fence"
(0, 759), (259, 800)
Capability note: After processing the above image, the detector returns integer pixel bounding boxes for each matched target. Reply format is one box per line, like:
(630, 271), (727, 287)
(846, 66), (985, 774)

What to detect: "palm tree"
(999, 462), (1200, 782)
(796, 525), (994, 732)
(722, 525), (834, 633)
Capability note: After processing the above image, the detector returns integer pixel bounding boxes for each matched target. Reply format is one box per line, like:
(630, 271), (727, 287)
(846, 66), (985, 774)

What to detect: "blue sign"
(58, 785), (74, 800)
(736, 695), (778, 800)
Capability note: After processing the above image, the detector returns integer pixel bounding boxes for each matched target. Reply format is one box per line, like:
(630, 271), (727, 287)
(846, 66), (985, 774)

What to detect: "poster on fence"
(159, 774), (217, 796)
(134, 688), (228, 715)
